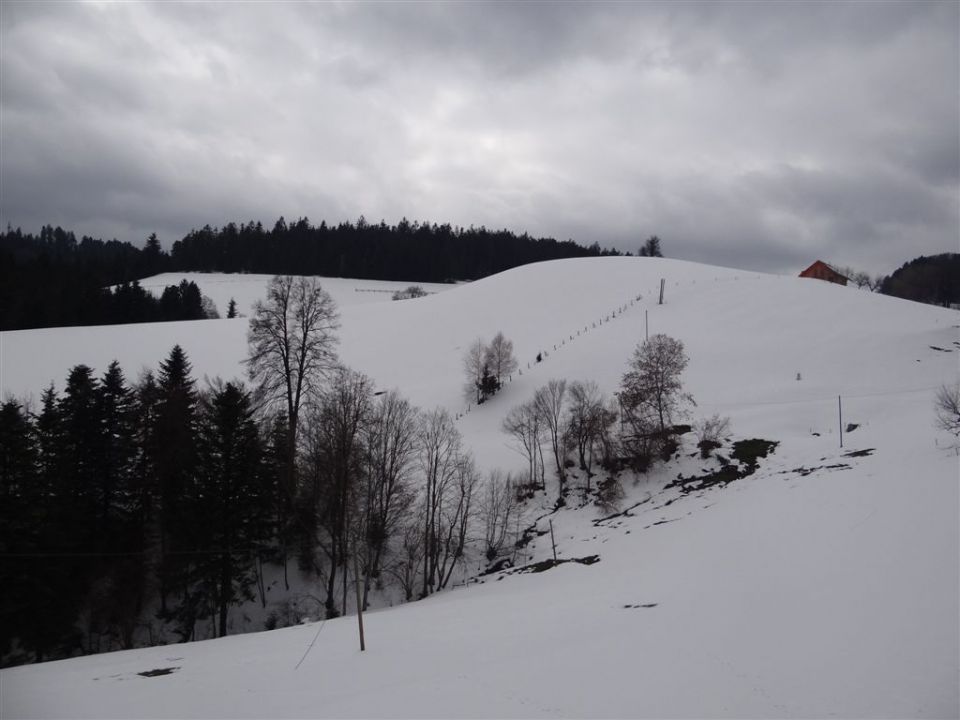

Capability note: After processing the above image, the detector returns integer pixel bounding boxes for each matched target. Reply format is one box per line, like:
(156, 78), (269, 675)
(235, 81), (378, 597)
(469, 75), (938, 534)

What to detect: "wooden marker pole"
(838, 395), (843, 449)
(353, 547), (366, 652)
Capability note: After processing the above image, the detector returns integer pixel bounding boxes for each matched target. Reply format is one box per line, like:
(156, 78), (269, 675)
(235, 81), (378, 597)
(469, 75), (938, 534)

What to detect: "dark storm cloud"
(1, 1), (956, 275)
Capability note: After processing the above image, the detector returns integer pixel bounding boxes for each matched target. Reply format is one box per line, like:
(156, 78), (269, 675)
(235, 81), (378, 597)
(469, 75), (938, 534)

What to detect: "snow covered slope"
(128, 272), (456, 318)
(1, 258), (958, 718)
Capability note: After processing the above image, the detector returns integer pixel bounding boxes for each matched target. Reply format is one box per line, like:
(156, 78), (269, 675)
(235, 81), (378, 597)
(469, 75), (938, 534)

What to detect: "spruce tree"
(58, 365), (101, 549)
(0, 400), (41, 661)
(35, 385), (62, 490)
(132, 371), (164, 626)
(153, 345), (199, 624)
(95, 362), (137, 547)
(28, 382), (85, 660)
(194, 382), (266, 637)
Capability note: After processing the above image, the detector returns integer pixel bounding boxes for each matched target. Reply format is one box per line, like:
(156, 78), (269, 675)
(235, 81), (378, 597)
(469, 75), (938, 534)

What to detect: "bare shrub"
(695, 414), (731, 458)
(935, 383), (960, 443)
(481, 471), (523, 563)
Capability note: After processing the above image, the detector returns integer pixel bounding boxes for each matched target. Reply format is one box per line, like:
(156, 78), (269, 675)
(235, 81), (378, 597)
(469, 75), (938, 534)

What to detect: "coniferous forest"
(878, 253), (960, 307)
(0, 348), (281, 663)
(0, 218), (623, 331)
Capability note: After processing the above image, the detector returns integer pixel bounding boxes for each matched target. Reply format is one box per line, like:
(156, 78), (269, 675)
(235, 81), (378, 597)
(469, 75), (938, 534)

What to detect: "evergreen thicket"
(1, 218), (621, 330)
(878, 253), (960, 307)
(0, 342), (493, 666)
(0, 347), (278, 664)
(170, 216), (621, 281)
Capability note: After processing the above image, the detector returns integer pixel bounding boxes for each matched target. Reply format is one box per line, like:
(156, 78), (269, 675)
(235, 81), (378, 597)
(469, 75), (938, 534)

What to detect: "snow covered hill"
(1, 258), (957, 718)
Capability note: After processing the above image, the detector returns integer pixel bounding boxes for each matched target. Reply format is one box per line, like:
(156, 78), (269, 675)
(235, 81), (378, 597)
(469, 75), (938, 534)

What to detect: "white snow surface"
(1, 257), (958, 718)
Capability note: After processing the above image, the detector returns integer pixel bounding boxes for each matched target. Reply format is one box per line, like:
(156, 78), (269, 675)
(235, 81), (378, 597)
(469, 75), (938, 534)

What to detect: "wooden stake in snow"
(549, 519), (557, 561)
(659, 278), (665, 305)
(838, 395), (843, 449)
(353, 548), (366, 652)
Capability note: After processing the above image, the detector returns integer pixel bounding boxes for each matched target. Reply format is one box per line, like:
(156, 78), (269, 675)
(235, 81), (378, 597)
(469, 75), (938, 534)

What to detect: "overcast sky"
(1, 1), (957, 275)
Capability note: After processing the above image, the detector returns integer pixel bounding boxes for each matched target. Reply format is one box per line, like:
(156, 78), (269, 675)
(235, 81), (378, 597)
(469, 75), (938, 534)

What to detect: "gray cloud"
(1, 1), (956, 275)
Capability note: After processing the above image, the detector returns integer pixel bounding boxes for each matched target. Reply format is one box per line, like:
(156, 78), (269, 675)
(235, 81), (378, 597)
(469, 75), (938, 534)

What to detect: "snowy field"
(127, 272), (458, 319)
(1, 257), (958, 718)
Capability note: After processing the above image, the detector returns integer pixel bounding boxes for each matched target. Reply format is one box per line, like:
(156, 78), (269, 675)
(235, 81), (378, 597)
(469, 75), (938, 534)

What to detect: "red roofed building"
(799, 260), (848, 286)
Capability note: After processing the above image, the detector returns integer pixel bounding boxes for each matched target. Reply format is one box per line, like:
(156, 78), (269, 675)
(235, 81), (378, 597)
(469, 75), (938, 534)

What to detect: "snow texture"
(1, 257), (957, 718)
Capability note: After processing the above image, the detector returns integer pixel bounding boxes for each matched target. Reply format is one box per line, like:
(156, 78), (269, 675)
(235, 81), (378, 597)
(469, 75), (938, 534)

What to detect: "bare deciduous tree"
(247, 275), (339, 471)
(534, 379), (568, 498)
(837, 266), (882, 291)
(303, 368), (372, 618)
(434, 454), (478, 590)
(621, 334), (692, 435)
(480, 470), (522, 563)
(417, 408), (463, 597)
(386, 519), (424, 602)
(502, 400), (544, 490)
(565, 381), (620, 487)
(463, 338), (488, 405)
(566, 380), (600, 474)
(620, 334), (693, 469)
(485, 332), (518, 385)
(247, 276), (340, 583)
(358, 389), (418, 609)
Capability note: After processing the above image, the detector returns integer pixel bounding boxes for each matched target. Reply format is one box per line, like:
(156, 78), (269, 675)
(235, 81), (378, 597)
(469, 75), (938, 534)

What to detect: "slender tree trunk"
(362, 545), (380, 611)
(341, 555), (348, 616)
(218, 552), (230, 638)
(325, 560), (338, 617)
(421, 476), (432, 598)
(256, 554), (266, 608)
